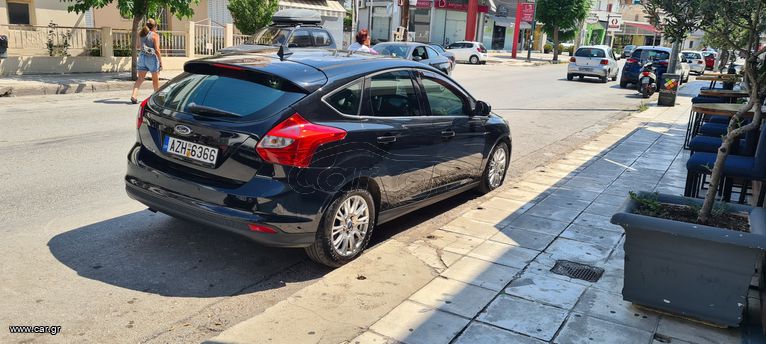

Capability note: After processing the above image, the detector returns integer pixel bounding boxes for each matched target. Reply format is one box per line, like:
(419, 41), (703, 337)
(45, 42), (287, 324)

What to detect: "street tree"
(227, 0), (279, 36)
(643, 0), (705, 73)
(694, 0), (766, 224)
(536, 0), (590, 61)
(66, 0), (198, 80)
(701, 11), (751, 71)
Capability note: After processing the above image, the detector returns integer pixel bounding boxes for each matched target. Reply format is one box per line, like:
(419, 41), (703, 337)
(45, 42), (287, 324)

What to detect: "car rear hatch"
(136, 58), (327, 186)
(573, 47), (608, 69)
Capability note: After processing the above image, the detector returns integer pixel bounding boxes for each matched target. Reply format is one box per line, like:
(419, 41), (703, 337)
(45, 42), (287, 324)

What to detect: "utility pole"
(526, 1), (537, 62)
(400, 0), (410, 41)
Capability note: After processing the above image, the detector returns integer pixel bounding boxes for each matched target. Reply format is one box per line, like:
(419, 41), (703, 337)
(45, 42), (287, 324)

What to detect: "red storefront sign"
(434, 0), (489, 13)
(519, 3), (535, 22)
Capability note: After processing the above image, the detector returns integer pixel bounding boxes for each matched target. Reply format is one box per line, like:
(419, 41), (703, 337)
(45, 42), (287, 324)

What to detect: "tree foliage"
(643, 0), (705, 43)
(536, 0), (590, 61)
(227, 0), (279, 35)
(65, 0), (198, 79)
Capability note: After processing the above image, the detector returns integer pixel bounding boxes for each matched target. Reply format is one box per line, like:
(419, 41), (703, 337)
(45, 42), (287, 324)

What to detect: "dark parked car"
(621, 44), (636, 58)
(372, 42), (454, 75)
(620, 46), (679, 89)
(125, 49), (512, 267)
(219, 9), (335, 54)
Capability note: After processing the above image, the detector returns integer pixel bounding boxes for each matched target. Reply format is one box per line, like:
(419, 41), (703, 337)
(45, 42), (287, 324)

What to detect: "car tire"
(567, 74), (574, 81)
(469, 55), (479, 64)
(478, 141), (510, 194)
(611, 71), (618, 81)
(619, 79), (628, 88)
(600, 74), (608, 83)
(305, 188), (376, 268)
(699, 69), (704, 76)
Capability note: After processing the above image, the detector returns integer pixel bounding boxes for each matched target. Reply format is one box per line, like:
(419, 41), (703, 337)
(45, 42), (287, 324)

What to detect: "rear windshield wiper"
(187, 103), (241, 118)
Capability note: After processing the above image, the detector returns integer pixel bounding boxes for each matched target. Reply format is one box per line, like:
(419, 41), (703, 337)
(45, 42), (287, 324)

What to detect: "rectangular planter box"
(611, 192), (766, 327)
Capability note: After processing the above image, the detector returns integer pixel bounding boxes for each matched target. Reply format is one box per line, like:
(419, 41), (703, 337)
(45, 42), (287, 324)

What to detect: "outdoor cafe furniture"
(686, 115), (766, 205)
(697, 74), (743, 90)
(685, 92), (750, 148)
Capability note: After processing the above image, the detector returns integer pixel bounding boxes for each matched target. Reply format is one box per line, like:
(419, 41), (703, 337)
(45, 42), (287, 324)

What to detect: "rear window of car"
(682, 52), (701, 59)
(152, 72), (306, 119)
(430, 44), (445, 53)
(575, 48), (606, 58)
(632, 49), (670, 61)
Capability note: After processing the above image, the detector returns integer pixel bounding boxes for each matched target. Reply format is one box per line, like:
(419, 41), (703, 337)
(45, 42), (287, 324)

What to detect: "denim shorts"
(137, 53), (160, 73)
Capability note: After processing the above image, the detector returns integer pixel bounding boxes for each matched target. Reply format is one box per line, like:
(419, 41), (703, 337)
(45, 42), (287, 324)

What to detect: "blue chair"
(699, 122), (729, 136)
(685, 123), (766, 205)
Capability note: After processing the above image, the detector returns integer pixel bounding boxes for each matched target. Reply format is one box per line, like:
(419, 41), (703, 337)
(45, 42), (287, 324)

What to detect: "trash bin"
(658, 73), (681, 107)
(0, 35), (7, 58)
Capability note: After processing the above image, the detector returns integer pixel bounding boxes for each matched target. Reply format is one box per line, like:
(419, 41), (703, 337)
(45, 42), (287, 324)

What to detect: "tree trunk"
(130, 16), (141, 81)
(552, 27), (559, 61)
(718, 50), (729, 72)
(668, 41), (680, 75)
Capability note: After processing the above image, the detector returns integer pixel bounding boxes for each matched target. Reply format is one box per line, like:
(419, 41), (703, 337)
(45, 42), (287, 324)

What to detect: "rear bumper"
(125, 144), (328, 248)
(568, 64), (609, 77)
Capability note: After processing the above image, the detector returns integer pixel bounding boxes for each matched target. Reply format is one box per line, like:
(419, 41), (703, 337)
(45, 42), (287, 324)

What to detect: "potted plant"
(611, 0), (766, 327)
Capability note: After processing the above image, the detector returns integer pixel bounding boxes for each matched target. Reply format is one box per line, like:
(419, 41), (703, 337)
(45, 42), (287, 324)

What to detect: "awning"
(623, 21), (659, 35)
(490, 16), (514, 28)
(278, 0), (346, 17)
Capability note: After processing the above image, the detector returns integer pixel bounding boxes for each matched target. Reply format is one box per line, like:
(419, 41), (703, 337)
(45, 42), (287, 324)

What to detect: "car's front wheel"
(469, 55), (479, 64)
(305, 189), (376, 267)
(478, 142), (510, 194)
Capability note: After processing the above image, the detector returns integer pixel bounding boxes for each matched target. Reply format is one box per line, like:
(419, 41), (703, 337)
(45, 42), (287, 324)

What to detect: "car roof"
(454, 41), (479, 44)
(681, 50), (703, 54)
(577, 45), (610, 50)
(188, 49), (434, 92)
(635, 46), (672, 52)
(373, 42), (426, 47)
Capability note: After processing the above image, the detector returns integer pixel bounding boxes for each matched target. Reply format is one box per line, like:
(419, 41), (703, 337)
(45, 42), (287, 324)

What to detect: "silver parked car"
(372, 42), (454, 75)
(567, 45), (620, 83)
(681, 50), (706, 75)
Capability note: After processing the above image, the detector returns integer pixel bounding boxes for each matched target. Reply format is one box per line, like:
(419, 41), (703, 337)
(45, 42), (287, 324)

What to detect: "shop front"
(430, 0), (489, 46)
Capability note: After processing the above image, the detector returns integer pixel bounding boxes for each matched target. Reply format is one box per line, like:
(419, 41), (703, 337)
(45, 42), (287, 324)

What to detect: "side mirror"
(474, 101), (491, 116)
(412, 56), (422, 62)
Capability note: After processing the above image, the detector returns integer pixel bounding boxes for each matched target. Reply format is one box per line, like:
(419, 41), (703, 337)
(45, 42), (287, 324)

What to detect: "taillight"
(659, 61), (669, 67)
(137, 97), (148, 129)
(600, 59), (609, 65)
(642, 71), (651, 76)
(256, 113), (347, 168)
(248, 223), (277, 234)
(569, 57), (576, 63)
(627, 58), (638, 64)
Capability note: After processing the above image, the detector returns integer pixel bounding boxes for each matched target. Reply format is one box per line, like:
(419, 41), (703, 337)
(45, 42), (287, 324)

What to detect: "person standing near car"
(348, 29), (377, 54)
(130, 18), (162, 104)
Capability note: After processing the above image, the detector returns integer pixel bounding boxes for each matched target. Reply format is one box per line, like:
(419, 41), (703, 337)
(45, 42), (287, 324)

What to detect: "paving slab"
(543, 238), (612, 265)
(461, 207), (518, 227)
(573, 288), (660, 332)
(369, 300), (470, 344)
(560, 224), (623, 250)
(350, 331), (400, 344)
(490, 227), (557, 251)
(441, 217), (503, 240)
(554, 314), (654, 344)
(408, 277), (497, 318)
(453, 322), (545, 344)
(655, 316), (741, 344)
(468, 240), (539, 268)
(422, 229), (484, 256)
(571, 213), (623, 233)
(505, 271), (588, 309)
(504, 214), (569, 236)
(478, 197), (533, 213)
(524, 204), (584, 223)
(441, 256), (520, 292)
(478, 294), (568, 341)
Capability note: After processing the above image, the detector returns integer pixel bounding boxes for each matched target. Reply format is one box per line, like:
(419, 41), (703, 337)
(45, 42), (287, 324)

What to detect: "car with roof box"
(125, 48), (512, 267)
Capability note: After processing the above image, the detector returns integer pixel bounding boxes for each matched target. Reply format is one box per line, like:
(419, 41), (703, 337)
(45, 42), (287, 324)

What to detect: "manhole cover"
(550, 260), (604, 282)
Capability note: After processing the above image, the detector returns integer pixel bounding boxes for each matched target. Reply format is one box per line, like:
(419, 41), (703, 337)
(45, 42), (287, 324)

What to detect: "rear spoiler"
(183, 60), (325, 93)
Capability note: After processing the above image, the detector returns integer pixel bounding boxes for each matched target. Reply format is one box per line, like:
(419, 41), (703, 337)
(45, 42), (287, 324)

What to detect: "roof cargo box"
(272, 9), (322, 25)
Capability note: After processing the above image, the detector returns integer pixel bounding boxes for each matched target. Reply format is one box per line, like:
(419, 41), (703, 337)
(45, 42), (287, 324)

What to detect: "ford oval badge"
(174, 125), (192, 136)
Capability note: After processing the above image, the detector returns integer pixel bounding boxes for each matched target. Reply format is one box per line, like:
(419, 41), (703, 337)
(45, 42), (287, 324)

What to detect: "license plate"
(163, 136), (218, 165)
(641, 77), (651, 84)
(580, 67), (592, 71)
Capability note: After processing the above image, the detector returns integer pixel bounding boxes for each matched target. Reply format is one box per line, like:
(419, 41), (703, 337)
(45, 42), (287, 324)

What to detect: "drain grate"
(550, 260), (605, 282)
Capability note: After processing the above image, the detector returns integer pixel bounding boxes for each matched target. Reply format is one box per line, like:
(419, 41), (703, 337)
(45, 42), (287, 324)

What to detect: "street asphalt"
(0, 60), (651, 343)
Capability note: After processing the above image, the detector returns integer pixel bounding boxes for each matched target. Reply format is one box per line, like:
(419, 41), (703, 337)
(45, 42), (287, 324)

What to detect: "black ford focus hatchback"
(126, 49), (512, 267)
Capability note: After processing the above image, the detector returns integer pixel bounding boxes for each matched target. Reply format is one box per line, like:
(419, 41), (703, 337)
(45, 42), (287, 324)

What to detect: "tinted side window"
(631, 49), (643, 59)
(425, 46), (439, 58)
(326, 81), (362, 115)
(413, 46), (428, 59)
(421, 77), (468, 117)
(368, 71), (421, 117)
(289, 30), (312, 47)
(447, 43), (462, 49)
(311, 30), (332, 47)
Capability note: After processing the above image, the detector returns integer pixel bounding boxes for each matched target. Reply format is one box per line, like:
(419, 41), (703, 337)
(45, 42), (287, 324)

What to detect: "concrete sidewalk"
(207, 90), (765, 344)
(0, 71), (182, 97)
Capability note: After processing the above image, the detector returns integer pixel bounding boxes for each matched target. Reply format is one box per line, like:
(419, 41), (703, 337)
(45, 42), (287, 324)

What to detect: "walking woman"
(130, 18), (162, 104)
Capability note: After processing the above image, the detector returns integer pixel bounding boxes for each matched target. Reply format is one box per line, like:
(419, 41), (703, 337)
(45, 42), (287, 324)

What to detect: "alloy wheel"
(330, 195), (370, 257)
(487, 146), (507, 189)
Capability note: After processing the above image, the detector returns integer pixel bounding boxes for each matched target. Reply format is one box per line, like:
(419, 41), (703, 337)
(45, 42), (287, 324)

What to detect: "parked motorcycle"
(638, 60), (657, 98)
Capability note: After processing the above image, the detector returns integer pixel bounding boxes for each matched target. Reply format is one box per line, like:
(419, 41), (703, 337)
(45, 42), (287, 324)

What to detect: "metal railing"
(112, 29), (187, 57)
(194, 24), (225, 56)
(233, 33), (254, 46)
(2, 24), (101, 56)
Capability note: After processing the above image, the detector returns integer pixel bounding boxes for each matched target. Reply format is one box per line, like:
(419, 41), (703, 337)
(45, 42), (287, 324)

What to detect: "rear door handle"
(441, 129), (456, 138)
(377, 135), (396, 144)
